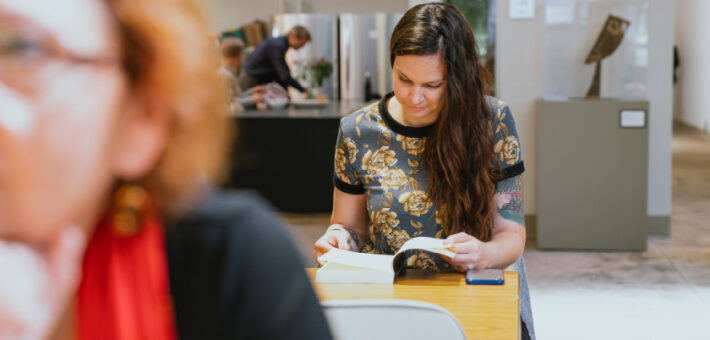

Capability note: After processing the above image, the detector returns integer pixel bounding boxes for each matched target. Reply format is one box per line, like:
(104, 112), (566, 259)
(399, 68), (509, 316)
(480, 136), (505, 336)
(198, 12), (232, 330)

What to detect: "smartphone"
(465, 269), (504, 285)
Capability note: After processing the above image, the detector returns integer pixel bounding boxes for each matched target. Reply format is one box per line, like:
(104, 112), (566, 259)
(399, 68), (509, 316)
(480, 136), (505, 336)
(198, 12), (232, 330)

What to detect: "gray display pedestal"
(537, 99), (649, 251)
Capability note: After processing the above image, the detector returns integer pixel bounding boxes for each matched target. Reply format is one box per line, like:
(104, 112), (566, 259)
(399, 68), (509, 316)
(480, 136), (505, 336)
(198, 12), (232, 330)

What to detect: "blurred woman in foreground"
(0, 0), (331, 339)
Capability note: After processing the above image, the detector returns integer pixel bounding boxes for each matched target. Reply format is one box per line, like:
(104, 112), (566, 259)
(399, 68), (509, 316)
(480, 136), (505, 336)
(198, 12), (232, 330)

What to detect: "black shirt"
(166, 190), (331, 339)
(242, 36), (305, 92)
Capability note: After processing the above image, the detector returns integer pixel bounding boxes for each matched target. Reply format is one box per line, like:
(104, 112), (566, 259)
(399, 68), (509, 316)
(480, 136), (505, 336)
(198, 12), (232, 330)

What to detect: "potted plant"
(297, 58), (333, 99)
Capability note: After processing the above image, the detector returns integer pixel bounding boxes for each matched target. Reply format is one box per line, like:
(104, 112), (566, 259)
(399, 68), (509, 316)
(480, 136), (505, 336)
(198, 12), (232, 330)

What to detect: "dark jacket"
(166, 190), (332, 339)
(242, 35), (305, 92)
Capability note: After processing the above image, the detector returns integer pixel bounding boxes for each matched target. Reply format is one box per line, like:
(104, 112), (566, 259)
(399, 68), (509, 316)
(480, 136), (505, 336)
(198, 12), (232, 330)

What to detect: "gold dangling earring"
(112, 183), (150, 237)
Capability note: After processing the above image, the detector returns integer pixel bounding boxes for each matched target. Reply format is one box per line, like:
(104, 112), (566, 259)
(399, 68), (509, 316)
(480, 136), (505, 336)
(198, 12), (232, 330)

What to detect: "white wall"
(204, 1), (277, 31)
(646, 0), (674, 217)
(495, 0), (545, 214)
(674, 0), (710, 132)
(204, 0), (409, 32)
(496, 0), (673, 217)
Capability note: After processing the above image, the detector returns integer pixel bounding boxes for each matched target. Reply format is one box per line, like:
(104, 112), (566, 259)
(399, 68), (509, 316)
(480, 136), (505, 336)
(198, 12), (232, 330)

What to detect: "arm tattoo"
(495, 175), (525, 225)
(328, 224), (362, 250)
(343, 227), (362, 249)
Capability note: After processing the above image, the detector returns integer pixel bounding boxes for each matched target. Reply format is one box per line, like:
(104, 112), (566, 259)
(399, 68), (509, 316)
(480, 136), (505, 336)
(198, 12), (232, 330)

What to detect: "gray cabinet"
(536, 99), (648, 251)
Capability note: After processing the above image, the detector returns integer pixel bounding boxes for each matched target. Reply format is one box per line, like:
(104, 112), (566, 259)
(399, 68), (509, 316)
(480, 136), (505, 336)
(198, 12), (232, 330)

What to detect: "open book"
(315, 237), (456, 284)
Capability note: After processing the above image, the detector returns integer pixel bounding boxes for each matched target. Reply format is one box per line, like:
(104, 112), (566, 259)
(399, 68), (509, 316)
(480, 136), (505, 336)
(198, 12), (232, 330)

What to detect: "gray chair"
(321, 299), (466, 340)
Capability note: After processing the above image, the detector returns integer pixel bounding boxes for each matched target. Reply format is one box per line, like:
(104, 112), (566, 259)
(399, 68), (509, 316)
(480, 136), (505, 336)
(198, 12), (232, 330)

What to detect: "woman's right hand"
(313, 225), (356, 266)
(0, 226), (86, 340)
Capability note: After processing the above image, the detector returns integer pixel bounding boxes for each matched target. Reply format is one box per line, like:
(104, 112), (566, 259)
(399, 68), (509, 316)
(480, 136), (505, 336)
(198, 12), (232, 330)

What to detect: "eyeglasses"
(0, 23), (119, 95)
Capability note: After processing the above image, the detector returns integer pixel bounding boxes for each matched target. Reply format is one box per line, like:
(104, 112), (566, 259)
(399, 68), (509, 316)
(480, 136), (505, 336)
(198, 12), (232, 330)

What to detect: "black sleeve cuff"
(286, 76), (305, 92)
(333, 177), (365, 194)
(498, 161), (525, 181)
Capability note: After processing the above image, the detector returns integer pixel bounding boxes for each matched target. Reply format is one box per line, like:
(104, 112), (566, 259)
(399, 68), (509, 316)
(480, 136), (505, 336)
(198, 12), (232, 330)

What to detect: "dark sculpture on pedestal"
(584, 14), (630, 98)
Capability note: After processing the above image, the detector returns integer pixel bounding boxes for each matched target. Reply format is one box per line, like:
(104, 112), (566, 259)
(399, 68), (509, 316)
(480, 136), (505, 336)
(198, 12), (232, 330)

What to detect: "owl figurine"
(584, 15), (631, 98)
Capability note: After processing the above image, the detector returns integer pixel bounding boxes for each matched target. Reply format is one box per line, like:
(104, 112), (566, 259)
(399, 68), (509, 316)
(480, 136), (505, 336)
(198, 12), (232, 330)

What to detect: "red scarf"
(77, 210), (177, 340)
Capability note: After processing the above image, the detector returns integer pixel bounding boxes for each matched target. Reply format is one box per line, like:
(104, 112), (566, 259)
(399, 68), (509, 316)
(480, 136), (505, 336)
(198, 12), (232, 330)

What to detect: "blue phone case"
(465, 269), (504, 285)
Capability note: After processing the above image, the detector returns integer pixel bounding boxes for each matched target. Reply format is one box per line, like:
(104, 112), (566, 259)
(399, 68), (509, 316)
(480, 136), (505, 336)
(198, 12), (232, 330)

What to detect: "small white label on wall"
(509, 0), (535, 20)
(620, 110), (646, 128)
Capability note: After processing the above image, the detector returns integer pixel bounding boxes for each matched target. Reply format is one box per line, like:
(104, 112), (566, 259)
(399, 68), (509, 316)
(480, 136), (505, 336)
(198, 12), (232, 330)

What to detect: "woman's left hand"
(439, 232), (489, 272)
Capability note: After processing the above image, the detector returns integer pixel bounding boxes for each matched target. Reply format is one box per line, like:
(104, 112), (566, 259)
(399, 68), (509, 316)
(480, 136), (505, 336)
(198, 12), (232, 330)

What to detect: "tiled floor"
(282, 122), (710, 339)
(524, 123), (710, 339)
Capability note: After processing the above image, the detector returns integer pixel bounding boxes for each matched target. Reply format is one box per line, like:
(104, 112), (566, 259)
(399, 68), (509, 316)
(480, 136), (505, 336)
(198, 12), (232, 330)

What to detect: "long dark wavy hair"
(390, 3), (497, 241)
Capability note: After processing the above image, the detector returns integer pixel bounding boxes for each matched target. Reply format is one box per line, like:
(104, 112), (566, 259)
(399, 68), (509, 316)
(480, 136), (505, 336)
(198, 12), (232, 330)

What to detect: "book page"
(316, 237), (457, 284)
(316, 262), (394, 284)
(395, 237), (456, 258)
(318, 248), (395, 273)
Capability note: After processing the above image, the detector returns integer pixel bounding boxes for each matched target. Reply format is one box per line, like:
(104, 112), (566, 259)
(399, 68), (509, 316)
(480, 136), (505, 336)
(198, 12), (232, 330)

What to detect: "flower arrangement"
(297, 58), (333, 90)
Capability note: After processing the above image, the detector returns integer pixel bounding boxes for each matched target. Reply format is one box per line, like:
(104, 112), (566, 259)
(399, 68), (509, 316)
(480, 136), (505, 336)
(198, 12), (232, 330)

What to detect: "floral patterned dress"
(333, 92), (525, 270)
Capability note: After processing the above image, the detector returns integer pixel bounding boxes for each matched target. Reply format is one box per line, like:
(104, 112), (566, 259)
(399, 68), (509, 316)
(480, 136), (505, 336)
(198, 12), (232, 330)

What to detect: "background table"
(306, 269), (520, 340)
(227, 100), (371, 212)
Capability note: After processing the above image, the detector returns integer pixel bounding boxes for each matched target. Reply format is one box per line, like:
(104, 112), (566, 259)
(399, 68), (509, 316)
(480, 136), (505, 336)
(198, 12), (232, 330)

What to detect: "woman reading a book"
(313, 3), (534, 339)
(0, 0), (331, 339)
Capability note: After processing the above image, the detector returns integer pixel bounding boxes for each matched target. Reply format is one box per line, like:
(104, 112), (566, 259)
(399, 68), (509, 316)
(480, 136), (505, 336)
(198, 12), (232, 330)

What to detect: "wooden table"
(306, 269), (520, 340)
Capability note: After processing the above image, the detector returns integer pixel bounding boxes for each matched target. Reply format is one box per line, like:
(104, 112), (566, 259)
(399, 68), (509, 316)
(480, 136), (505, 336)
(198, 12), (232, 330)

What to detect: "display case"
(339, 13), (402, 101)
(542, 0), (650, 100)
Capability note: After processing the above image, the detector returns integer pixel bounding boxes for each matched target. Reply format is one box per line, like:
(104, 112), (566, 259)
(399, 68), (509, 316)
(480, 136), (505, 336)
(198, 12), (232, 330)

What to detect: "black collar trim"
(378, 92), (434, 138)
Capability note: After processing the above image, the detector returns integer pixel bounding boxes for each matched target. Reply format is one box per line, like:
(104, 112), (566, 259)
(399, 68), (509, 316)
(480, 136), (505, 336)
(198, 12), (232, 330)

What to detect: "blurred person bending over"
(219, 37), (266, 111)
(238, 25), (310, 95)
(0, 0), (332, 339)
